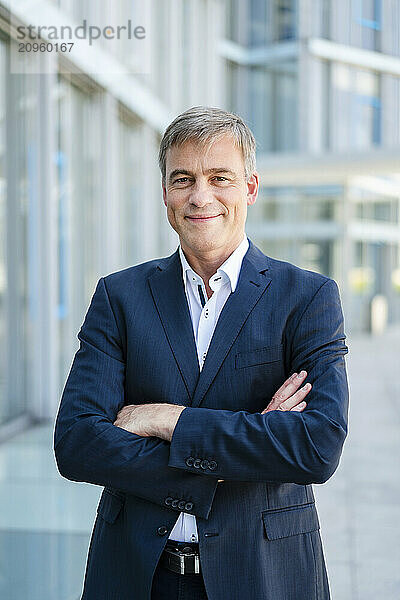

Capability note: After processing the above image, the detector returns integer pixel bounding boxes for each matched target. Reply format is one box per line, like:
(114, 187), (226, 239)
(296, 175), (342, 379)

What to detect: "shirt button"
(178, 500), (186, 510)
(185, 456), (195, 467)
(200, 459), (209, 470)
(193, 459), (201, 469)
(185, 502), (194, 511)
(164, 497), (173, 506)
(208, 461), (217, 471)
(171, 499), (179, 508)
(157, 526), (168, 536)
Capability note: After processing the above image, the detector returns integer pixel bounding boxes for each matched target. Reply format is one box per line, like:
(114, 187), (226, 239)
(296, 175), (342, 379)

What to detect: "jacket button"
(171, 499), (179, 508)
(184, 502), (193, 511)
(157, 526), (168, 536)
(200, 459), (209, 470)
(193, 459), (201, 469)
(178, 500), (186, 510)
(208, 460), (217, 471)
(185, 457), (194, 467)
(164, 497), (173, 506)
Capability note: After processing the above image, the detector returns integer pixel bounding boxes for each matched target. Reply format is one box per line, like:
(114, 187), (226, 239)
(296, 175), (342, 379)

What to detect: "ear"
(246, 172), (259, 206)
(162, 182), (167, 207)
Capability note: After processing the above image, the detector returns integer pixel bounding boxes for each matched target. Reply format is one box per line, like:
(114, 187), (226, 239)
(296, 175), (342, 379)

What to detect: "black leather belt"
(160, 541), (201, 575)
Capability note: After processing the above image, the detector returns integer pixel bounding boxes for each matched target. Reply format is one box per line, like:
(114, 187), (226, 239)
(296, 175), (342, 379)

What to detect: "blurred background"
(0, 0), (399, 598)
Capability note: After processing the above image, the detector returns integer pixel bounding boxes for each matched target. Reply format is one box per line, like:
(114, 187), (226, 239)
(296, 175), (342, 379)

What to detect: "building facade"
(223, 0), (400, 334)
(0, 0), (224, 435)
(1, 0), (400, 437)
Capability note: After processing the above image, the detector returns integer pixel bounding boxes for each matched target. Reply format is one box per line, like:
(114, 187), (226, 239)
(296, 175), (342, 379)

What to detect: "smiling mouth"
(185, 215), (221, 221)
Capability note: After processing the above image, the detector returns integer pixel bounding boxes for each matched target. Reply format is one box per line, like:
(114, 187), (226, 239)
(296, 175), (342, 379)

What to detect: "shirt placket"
(197, 283), (220, 370)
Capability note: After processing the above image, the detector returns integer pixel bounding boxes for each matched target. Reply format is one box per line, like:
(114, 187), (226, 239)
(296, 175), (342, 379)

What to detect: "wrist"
(156, 404), (186, 441)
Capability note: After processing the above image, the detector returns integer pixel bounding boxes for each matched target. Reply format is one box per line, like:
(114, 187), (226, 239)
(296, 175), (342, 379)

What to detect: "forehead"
(165, 135), (245, 172)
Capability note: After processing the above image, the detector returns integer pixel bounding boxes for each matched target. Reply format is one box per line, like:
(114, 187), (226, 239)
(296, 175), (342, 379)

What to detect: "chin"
(186, 236), (222, 254)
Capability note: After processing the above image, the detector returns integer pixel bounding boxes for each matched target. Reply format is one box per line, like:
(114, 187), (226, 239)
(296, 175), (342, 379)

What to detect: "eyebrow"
(168, 167), (236, 183)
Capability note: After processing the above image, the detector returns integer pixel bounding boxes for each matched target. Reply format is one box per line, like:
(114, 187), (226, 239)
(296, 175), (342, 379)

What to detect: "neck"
(181, 237), (245, 284)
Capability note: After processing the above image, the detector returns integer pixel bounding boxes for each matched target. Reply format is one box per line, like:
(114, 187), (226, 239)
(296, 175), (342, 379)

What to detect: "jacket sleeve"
(53, 277), (218, 519)
(168, 278), (349, 485)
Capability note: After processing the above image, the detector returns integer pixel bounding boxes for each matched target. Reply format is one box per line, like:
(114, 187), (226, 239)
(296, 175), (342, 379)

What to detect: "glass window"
(275, 64), (298, 151)
(352, 0), (381, 50)
(352, 0), (380, 30)
(118, 107), (143, 268)
(0, 39), (6, 425)
(373, 202), (393, 221)
(2, 43), (40, 425)
(353, 69), (381, 146)
(273, 0), (297, 42)
(249, 66), (273, 152)
(226, 60), (240, 115)
(56, 75), (102, 391)
(231, 61), (298, 153)
(249, 0), (268, 46)
(181, 0), (191, 106)
(332, 64), (381, 149)
(227, 0), (297, 46)
(301, 197), (335, 220)
(226, 0), (243, 44)
(249, 185), (341, 230)
(153, 0), (170, 102)
(317, 0), (331, 38)
(301, 240), (332, 276)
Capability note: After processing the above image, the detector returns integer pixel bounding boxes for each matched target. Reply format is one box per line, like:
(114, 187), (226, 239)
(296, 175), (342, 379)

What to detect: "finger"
(270, 372), (299, 399)
(290, 400), (307, 412)
(265, 371), (308, 412)
(290, 401), (307, 412)
(275, 371), (308, 402)
(262, 373), (299, 413)
(277, 383), (312, 411)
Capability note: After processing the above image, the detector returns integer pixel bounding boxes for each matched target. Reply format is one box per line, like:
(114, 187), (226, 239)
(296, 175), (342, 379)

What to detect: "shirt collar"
(178, 235), (249, 293)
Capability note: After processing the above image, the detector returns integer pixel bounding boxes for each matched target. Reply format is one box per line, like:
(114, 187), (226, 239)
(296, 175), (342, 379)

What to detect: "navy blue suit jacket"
(54, 239), (349, 600)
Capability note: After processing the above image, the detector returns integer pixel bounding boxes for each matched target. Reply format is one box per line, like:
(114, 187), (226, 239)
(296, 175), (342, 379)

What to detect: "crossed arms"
(54, 276), (349, 519)
(113, 371), (312, 440)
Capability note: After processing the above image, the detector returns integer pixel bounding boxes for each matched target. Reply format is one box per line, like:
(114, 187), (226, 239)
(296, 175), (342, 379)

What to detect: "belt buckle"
(194, 553), (200, 574)
(181, 552), (200, 575)
(168, 547), (200, 575)
(179, 551), (200, 575)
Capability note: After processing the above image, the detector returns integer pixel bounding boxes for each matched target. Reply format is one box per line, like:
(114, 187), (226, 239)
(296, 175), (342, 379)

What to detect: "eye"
(212, 176), (228, 182)
(173, 177), (190, 184)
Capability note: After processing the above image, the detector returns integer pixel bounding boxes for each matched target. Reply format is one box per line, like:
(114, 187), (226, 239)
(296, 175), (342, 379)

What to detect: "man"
(54, 106), (349, 600)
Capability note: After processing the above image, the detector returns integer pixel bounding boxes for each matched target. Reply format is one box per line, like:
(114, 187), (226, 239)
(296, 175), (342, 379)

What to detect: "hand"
(218, 374), (311, 485)
(261, 371), (312, 414)
(113, 403), (186, 442)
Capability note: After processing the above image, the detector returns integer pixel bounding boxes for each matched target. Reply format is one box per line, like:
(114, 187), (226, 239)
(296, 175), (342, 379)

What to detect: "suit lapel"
(147, 250), (200, 404)
(191, 240), (272, 408)
(147, 241), (272, 407)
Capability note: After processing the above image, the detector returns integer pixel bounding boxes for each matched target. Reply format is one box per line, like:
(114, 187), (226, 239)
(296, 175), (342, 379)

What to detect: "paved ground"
(0, 327), (399, 599)
(315, 326), (400, 599)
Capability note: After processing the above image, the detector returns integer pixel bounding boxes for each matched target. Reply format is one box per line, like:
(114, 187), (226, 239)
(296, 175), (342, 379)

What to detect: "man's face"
(162, 135), (258, 257)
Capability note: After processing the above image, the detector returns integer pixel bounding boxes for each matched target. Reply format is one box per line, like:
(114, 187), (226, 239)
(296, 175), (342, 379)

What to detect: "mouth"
(185, 214), (222, 222)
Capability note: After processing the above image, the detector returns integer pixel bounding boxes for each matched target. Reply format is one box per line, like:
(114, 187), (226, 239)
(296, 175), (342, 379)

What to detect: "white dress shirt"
(168, 234), (250, 542)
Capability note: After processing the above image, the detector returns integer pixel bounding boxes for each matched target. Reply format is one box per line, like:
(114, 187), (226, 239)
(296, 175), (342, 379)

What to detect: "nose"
(189, 180), (214, 208)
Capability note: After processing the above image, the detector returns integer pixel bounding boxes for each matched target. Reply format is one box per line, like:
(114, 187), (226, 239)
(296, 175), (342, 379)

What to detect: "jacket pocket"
(262, 503), (320, 541)
(97, 489), (125, 524)
(235, 344), (283, 369)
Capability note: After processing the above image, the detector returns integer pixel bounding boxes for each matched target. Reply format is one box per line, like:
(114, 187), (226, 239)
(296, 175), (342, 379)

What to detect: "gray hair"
(158, 106), (256, 183)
